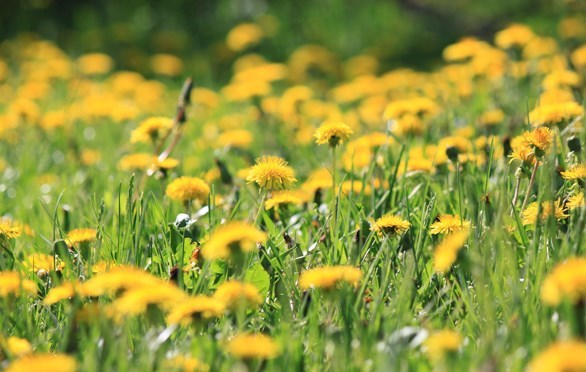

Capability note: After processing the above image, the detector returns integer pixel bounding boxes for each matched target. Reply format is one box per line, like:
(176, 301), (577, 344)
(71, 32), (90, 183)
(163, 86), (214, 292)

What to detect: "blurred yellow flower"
(541, 257), (586, 306)
(150, 54), (183, 77)
(166, 295), (225, 325)
(65, 228), (97, 247)
(6, 353), (77, 372)
(225, 333), (279, 360)
(0, 272), (36, 297)
(213, 280), (263, 310)
(299, 265), (362, 290)
(528, 340), (586, 372)
(130, 116), (173, 144)
(314, 120), (353, 147)
(423, 330), (462, 360)
(77, 53), (113, 75)
(226, 23), (264, 52)
(201, 222), (267, 260)
(433, 230), (469, 273)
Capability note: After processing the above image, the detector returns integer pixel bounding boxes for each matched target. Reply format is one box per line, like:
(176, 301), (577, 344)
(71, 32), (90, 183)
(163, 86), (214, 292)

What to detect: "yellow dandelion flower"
(91, 261), (119, 274)
(166, 295), (225, 325)
(225, 333), (279, 360)
(265, 190), (309, 210)
(561, 164), (586, 180)
(118, 153), (153, 171)
(213, 280), (263, 309)
(246, 156), (296, 190)
(166, 177), (210, 204)
(82, 266), (164, 297)
(433, 230), (469, 273)
(528, 340), (586, 372)
(6, 353), (77, 372)
(567, 192), (585, 210)
(521, 200), (568, 226)
(479, 109), (505, 126)
(130, 116), (173, 144)
(495, 24), (535, 49)
(423, 330), (462, 361)
(226, 23), (264, 52)
(217, 129), (253, 149)
(314, 121), (354, 147)
(541, 257), (586, 306)
(111, 282), (188, 316)
(165, 355), (209, 372)
(4, 336), (33, 357)
(65, 228), (97, 247)
(150, 54), (183, 77)
(299, 265), (362, 290)
(509, 136), (536, 165)
(77, 53), (113, 75)
(43, 282), (91, 305)
(522, 127), (554, 154)
(201, 222), (267, 260)
(0, 272), (36, 297)
(0, 217), (22, 239)
(370, 213), (411, 237)
(529, 102), (584, 127)
(22, 253), (65, 276)
(430, 215), (471, 235)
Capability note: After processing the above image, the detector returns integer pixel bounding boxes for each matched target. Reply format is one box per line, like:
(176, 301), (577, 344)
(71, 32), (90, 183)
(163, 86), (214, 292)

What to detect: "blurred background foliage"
(1, 0), (583, 83)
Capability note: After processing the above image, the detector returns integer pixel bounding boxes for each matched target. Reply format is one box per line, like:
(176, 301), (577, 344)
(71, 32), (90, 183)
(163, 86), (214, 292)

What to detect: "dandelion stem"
(253, 190), (267, 225)
(520, 160), (539, 212)
(511, 173), (521, 208)
(331, 146), (339, 247)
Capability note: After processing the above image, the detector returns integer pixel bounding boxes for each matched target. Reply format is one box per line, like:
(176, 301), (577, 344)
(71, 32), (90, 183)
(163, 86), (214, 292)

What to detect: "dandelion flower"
(265, 190), (309, 210)
(0, 217), (21, 239)
(299, 266), (362, 290)
(213, 280), (263, 309)
(0, 272), (36, 297)
(314, 121), (354, 147)
(246, 156), (296, 190)
(567, 192), (585, 210)
(528, 340), (586, 372)
(5, 336), (33, 357)
(82, 266), (164, 297)
(6, 353), (77, 372)
(111, 282), (188, 316)
(225, 333), (279, 360)
(430, 214), (471, 235)
(165, 355), (209, 372)
(561, 164), (586, 180)
(370, 213), (411, 237)
(166, 177), (211, 204)
(433, 230), (469, 273)
(521, 200), (568, 226)
(43, 282), (90, 305)
(529, 102), (584, 127)
(201, 222), (267, 260)
(166, 295), (225, 325)
(22, 253), (65, 276)
(494, 24), (535, 49)
(226, 23), (264, 52)
(65, 228), (97, 247)
(541, 257), (586, 306)
(130, 116), (173, 144)
(423, 330), (462, 361)
(522, 127), (554, 155)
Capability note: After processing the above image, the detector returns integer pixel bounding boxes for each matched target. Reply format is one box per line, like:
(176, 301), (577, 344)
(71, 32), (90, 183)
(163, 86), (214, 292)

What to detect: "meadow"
(1, 11), (586, 372)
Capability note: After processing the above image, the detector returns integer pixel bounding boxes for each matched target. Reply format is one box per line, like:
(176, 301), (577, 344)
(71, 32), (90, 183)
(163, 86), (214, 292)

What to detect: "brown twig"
(158, 78), (193, 162)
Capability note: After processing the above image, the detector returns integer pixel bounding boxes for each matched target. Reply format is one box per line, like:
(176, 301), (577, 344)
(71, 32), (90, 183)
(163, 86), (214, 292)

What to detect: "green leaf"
(244, 262), (270, 298)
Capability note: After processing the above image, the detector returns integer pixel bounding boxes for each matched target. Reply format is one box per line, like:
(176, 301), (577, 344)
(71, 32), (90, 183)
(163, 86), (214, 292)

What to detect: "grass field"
(1, 11), (586, 372)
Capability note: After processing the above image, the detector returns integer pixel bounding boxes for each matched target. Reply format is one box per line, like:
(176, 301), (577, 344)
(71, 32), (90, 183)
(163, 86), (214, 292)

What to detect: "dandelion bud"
(445, 146), (459, 162)
(568, 136), (582, 153)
